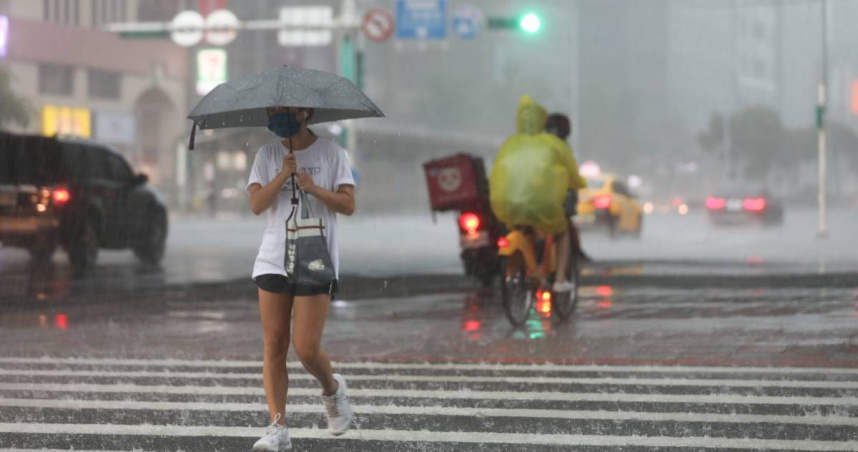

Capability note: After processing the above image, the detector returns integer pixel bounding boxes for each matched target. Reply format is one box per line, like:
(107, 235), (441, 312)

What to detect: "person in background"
(545, 112), (591, 264)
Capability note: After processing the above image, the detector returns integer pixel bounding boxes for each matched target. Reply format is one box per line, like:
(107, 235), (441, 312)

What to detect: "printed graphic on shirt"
(277, 167), (322, 191)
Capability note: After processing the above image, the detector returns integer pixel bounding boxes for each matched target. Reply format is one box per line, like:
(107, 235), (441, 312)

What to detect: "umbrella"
(188, 65), (384, 148)
(187, 65), (384, 203)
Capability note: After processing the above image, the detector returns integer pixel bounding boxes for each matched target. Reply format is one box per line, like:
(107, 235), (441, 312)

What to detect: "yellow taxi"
(576, 174), (643, 238)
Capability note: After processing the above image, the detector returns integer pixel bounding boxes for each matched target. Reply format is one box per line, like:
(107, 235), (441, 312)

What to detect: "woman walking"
(246, 106), (356, 451)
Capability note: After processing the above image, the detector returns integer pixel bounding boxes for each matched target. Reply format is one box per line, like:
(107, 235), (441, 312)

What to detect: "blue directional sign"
(396, 0), (447, 40)
(452, 4), (483, 40)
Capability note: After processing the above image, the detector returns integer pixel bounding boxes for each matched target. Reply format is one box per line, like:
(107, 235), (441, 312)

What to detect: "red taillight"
(54, 314), (68, 330)
(459, 212), (481, 233)
(593, 194), (612, 209)
(52, 189), (70, 204)
(706, 197), (726, 210)
(497, 237), (510, 248)
(743, 198), (767, 212)
(536, 291), (552, 314)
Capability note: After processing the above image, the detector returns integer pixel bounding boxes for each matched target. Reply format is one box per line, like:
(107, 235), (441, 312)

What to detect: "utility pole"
(817, 0), (829, 238)
(338, 0), (361, 157)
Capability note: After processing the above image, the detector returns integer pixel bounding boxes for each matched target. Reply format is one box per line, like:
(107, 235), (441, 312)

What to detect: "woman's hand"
(297, 174), (318, 195)
(281, 153), (297, 178)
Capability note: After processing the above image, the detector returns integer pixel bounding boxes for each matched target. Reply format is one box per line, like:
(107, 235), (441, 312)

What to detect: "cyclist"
(489, 95), (587, 293)
(545, 113), (590, 265)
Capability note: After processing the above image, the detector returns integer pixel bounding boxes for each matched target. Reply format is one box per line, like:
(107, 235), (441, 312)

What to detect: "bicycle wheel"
(501, 254), (534, 327)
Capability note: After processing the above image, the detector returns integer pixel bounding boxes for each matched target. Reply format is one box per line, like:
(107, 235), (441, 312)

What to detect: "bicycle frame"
(498, 228), (555, 280)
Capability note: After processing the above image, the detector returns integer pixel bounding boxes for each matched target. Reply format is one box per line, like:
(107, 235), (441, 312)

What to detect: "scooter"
(423, 154), (503, 287)
(497, 220), (580, 326)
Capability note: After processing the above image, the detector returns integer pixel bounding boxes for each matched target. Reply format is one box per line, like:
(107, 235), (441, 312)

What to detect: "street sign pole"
(817, 0), (828, 239)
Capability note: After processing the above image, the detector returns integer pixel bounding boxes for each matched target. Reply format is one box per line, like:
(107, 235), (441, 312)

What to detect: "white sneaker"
(322, 373), (353, 436)
(553, 280), (576, 293)
(252, 413), (292, 451)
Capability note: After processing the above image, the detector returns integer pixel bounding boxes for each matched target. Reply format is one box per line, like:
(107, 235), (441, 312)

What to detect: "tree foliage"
(0, 66), (31, 129)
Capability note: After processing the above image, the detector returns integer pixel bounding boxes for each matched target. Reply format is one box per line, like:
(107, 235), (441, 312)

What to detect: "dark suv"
(0, 132), (168, 274)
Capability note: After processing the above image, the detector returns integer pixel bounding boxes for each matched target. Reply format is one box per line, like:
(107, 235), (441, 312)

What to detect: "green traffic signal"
(519, 13), (541, 33)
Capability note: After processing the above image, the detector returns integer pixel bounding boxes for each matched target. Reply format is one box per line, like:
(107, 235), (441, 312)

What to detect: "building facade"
(0, 0), (189, 205)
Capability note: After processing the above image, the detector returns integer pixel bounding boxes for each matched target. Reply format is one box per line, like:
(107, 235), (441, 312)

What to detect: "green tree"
(0, 66), (31, 129)
(698, 106), (785, 179)
(729, 107), (784, 178)
(786, 122), (858, 171)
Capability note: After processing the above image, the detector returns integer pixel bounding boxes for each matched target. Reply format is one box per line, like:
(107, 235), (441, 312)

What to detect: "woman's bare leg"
(291, 294), (337, 395)
(258, 288), (294, 424)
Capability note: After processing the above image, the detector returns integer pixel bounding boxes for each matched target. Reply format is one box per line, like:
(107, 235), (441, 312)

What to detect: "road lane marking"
(1, 357), (857, 375)
(1, 382), (855, 406)
(1, 398), (855, 426)
(1, 369), (855, 389)
(1, 423), (856, 450)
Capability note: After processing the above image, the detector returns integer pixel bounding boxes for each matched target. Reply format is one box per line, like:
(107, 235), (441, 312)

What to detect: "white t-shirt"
(246, 138), (355, 280)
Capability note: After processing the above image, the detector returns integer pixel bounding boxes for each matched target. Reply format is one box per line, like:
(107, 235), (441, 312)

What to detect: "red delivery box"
(423, 154), (485, 211)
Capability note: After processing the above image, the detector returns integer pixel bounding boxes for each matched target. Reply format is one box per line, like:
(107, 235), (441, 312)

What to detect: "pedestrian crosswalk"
(0, 357), (856, 451)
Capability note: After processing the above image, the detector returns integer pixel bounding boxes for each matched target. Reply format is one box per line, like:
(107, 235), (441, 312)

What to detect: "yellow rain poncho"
(489, 95), (587, 234)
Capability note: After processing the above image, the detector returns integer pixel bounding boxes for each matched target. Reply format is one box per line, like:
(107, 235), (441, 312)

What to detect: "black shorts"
(564, 190), (579, 218)
(254, 274), (338, 297)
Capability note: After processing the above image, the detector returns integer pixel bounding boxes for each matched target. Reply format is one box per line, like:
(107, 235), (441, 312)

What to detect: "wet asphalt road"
(0, 209), (857, 450)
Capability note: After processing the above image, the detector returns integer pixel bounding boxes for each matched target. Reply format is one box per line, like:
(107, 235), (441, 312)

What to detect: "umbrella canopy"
(186, 65), (384, 149)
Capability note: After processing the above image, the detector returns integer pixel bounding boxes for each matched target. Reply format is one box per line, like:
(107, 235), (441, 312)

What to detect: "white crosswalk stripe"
(0, 357), (855, 451)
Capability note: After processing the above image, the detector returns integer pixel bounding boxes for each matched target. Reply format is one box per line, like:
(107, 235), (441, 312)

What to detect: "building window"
(44, 0), (57, 21)
(92, 0), (113, 28)
(38, 64), (75, 96)
(43, 0), (79, 25)
(87, 69), (121, 100)
(137, 0), (180, 22)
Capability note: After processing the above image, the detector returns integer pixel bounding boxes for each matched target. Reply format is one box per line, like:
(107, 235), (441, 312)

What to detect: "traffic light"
(519, 13), (541, 34)
(487, 12), (543, 34)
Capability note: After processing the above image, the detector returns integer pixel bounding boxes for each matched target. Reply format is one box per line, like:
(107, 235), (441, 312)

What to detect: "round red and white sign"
(362, 8), (394, 43)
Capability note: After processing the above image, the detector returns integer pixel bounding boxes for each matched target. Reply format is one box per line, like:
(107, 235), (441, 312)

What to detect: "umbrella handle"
(289, 136), (298, 205)
(291, 174), (298, 205)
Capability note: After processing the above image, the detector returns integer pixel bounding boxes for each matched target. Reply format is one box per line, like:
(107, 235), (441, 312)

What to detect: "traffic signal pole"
(817, 0), (828, 238)
(338, 0), (361, 163)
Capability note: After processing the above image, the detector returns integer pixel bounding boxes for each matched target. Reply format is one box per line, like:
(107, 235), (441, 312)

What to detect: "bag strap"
(299, 190), (316, 219)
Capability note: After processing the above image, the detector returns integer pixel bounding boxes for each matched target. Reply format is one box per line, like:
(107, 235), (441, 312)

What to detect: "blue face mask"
(267, 112), (302, 138)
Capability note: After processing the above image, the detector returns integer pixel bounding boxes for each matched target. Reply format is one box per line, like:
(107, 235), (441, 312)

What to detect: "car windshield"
(586, 179), (605, 190)
(714, 185), (768, 198)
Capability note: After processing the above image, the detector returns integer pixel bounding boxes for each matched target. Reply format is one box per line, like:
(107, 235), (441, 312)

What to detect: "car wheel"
(607, 215), (619, 239)
(763, 210), (784, 227)
(29, 234), (57, 264)
(68, 214), (99, 276)
(134, 208), (168, 266)
(633, 214), (643, 239)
